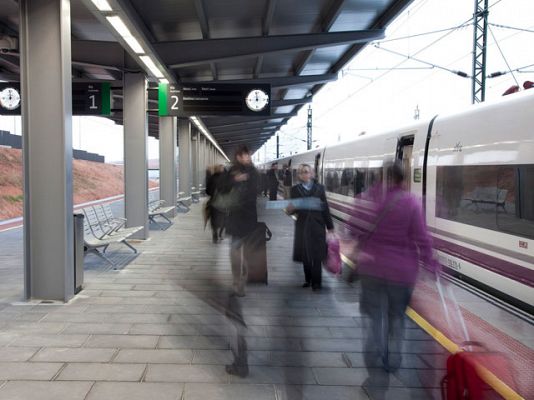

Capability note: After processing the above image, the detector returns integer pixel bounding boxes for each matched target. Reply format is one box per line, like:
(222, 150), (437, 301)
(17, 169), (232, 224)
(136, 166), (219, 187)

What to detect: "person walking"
(205, 164), (226, 243)
(348, 161), (439, 373)
(288, 163), (334, 291)
(222, 145), (259, 297)
(282, 164), (292, 199)
(266, 163), (279, 200)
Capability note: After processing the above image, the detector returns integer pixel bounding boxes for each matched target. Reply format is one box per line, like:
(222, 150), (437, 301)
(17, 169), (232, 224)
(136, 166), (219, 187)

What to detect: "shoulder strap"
(368, 190), (404, 236)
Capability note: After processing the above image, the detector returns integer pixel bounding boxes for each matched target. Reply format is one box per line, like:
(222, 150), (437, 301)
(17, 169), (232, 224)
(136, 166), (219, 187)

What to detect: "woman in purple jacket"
(349, 161), (438, 372)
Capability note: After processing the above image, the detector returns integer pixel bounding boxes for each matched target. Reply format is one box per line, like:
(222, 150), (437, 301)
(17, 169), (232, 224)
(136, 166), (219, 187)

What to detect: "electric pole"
(307, 105), (312, 150)
(472, 0), (489, 103)
(276, 133), (280, 159)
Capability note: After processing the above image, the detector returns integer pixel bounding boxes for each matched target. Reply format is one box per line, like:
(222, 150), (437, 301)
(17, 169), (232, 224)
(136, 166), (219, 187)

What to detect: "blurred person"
(348, 161), (438, 373)
(287, 164), (334, 291)
(221, 145), (259, 297)
(282, 164), (292, 199)
(266, 163), (279, 200)
(205, 164), (226, 243)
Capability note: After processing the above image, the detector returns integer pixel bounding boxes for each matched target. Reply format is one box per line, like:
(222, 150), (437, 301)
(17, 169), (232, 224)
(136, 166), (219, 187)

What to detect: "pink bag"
(325, 237), (342, 275)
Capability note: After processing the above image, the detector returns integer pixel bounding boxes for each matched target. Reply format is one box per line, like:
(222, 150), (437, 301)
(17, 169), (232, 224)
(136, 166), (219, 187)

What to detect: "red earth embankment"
(0, 147), (157, 221)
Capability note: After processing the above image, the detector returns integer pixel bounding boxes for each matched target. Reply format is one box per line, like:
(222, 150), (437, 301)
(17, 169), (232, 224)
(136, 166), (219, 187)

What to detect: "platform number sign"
(158, 83), (182, 116)
(0, 82), (111, 116)
(72, 82), (111, 116)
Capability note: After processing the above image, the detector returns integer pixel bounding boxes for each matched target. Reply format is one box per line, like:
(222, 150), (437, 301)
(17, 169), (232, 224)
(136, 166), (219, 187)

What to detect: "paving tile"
(62, 323), (132, 335)
(114, 349), (193, 364)
(0, 362), (64, 380)
(8, 334), (88, 347)
(313, 367), (403, 387)
(158, 335), (230, 350)
(86, 382), (183, 400)
(0, 347), (39, 361)
(57, 362), (146, 381)
(344, 353), (428, 369)
(129, 323), (198, 335)
(363, 386), (440, 400)
(84, 334), (159, 349)
(0, 381), (93, 400)
(183, 383), (275, 400)
(269, 351), (346, 367)
(228, 366), (317, 385)
(301, 338), (364, 352)
(31, 347), (116, 362)
(145, 364), (228, 383)
(275, 384), (369, 400)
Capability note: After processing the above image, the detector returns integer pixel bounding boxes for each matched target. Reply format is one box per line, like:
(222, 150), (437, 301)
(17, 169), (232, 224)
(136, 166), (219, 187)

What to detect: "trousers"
(303, 258), (322, 287)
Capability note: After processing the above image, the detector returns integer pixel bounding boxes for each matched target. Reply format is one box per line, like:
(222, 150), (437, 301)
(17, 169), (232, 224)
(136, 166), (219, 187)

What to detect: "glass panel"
(497, 166), (534, 239)
(436, 165), (534, 239)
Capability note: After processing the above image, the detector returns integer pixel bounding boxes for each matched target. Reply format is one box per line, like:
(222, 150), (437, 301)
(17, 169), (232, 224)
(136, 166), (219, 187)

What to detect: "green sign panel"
(158, 83), (181, 117)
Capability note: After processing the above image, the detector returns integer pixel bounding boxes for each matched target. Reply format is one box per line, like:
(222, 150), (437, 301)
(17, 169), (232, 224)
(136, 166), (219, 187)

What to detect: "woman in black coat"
(288, 163), (334, 291)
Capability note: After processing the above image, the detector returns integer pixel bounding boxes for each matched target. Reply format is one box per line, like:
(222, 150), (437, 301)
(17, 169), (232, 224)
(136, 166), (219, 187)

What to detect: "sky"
(259, 0), (534, 161)
(1, 0), (532, 163)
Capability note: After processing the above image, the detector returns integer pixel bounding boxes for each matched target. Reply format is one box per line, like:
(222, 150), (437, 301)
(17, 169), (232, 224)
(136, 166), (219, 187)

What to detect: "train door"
(396, 135), (414, 191)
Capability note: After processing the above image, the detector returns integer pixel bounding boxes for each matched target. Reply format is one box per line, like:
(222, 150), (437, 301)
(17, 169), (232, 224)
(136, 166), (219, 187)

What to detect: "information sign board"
(0, 82), (111, 116)
(158, 83), (271, 117)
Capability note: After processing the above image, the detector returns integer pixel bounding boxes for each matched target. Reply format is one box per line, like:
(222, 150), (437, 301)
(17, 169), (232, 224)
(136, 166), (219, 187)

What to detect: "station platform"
(0, 198), (531, 399)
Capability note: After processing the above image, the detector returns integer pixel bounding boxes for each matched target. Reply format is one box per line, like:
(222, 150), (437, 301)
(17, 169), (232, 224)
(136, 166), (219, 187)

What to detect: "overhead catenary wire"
(372, 44), (470, 77)
(488, 25), (521, 87)
(374, 21), (473, 44)
(315, 10), (477, 120)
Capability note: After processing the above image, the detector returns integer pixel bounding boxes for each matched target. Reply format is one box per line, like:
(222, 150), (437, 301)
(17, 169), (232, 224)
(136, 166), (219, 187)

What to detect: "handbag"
(211, 188), (240, 213)
(325, 235), (342, 275)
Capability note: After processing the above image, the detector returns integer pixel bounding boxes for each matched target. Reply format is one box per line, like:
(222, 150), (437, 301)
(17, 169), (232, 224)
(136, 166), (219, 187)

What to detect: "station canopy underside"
(0, 0), (413, 155)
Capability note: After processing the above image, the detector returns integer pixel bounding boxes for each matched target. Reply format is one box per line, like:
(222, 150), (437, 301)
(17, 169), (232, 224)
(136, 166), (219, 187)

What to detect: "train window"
(353, 169), (366, 196)
(339, 168), (353, 196)
(496, 165), (534, 239)
(436, 165), (534, 239)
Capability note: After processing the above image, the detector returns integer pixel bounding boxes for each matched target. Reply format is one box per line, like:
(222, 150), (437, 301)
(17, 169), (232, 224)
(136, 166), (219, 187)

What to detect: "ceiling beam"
(210, 121), (284, 134)
(201, 73), (337, 88)
(154, 29), (384, 68)
(213, 130), (277, 141)
(193, 0), (218, 80)
(272, 97), (312, 107)
(206, 112), (297, 129)
(255, 0), (278, 78)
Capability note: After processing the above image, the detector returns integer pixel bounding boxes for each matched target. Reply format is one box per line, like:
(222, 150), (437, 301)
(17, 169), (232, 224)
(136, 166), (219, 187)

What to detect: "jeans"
(360, 275), (413, 371)
(230, 237), (248, 295)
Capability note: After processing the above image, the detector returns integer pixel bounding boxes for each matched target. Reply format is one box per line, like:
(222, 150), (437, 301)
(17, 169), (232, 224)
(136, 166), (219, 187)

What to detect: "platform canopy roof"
(0, 0), (413, 156)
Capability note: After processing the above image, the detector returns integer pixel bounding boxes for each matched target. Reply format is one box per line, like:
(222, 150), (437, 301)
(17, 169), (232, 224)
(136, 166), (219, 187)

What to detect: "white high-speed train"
(261, 90), (534, 312)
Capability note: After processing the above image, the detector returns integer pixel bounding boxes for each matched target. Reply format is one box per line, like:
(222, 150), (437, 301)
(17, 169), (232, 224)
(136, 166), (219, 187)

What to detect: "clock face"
(0, 87), (21, 111)
(245, 89), (269, 112)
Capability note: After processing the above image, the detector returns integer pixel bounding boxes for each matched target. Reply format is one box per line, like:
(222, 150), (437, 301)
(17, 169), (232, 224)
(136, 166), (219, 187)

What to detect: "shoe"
(312, 285), (322, 292)
(225, 363), (248, 377)
(302, 282), (311, 288)
(234, 290), (246, 297)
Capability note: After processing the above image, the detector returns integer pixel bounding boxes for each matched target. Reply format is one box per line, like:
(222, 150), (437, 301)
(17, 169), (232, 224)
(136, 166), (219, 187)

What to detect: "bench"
(191, 186), (201, 203)
(176, 191), (191, 212)
(148, 192), (175, 229)
(82, 206), (142, 266)
(464, 187), (507, 212)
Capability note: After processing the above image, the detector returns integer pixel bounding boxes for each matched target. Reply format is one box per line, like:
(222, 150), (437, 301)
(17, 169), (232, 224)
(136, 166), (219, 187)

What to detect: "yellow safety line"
(341, 252), (526, 400)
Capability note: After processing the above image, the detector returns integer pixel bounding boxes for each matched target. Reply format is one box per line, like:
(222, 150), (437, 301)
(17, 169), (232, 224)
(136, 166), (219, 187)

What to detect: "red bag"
(325, 237), (341, 275)
(441, 343), (515, 400)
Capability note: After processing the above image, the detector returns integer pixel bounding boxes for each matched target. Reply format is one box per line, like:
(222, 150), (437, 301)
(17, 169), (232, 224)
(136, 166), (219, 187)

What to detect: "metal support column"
(199, 135), (206, 192)
(191, 129), (199, 194)
(159, 116), (177, 217)
(178, 119), (192, 200)
(472, 0), (489, 104)
(124, 73), (149, 239)
(276, 134), (280, 159)
(20, 0), (74, 301)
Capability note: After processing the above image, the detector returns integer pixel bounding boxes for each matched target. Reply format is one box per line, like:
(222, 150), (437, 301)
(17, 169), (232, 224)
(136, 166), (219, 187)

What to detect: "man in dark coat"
(205, 164), (226, 243)
(266, 163), (279, 200)
(288, 163), (334, 291)
(222, 145), (259, 297)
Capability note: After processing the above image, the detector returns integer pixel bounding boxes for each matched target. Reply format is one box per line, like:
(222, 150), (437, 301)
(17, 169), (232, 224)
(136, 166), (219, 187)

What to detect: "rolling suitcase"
(245, 222), (272, 284)
(437, 277), (516, 400)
